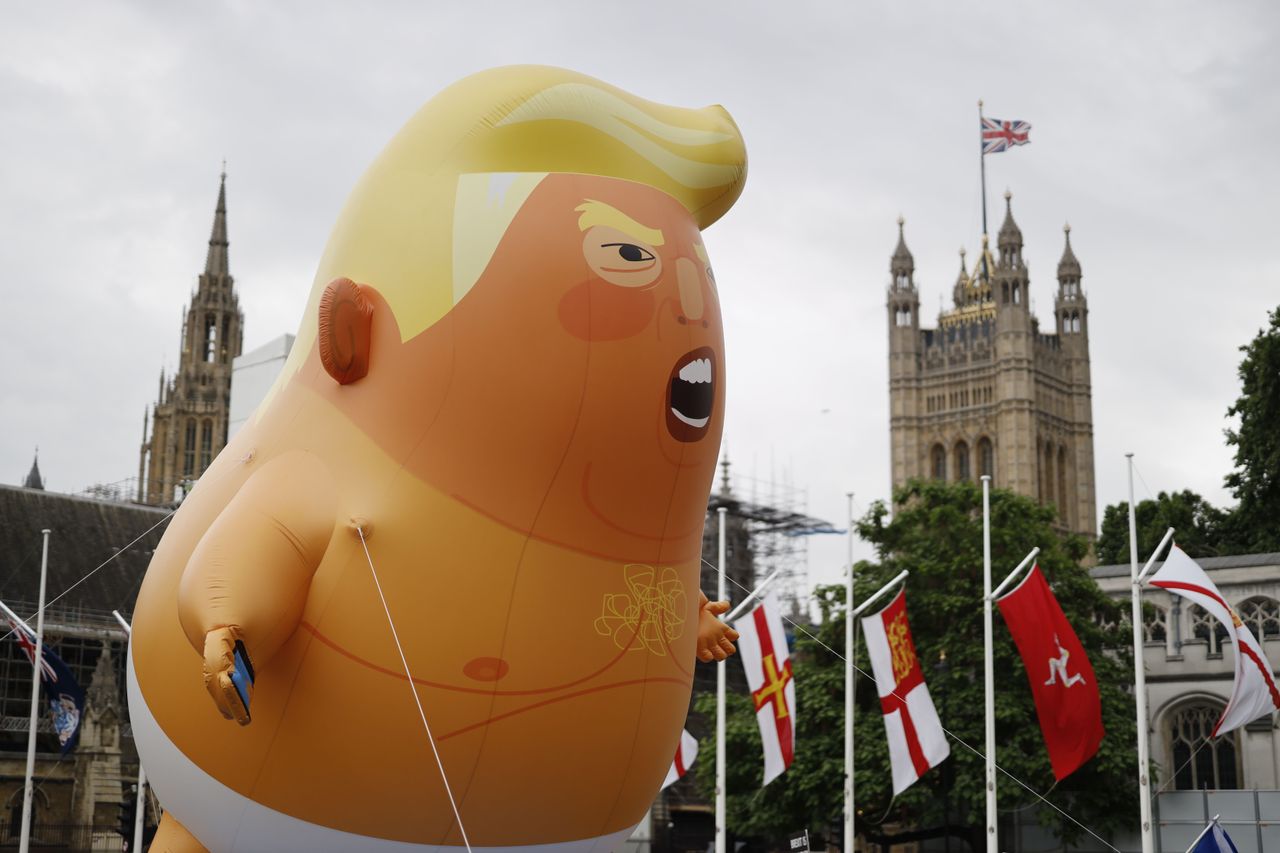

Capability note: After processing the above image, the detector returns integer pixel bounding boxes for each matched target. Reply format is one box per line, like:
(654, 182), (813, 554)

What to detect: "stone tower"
(885, 192), (1097, 541)
(138, 172), (244, 505)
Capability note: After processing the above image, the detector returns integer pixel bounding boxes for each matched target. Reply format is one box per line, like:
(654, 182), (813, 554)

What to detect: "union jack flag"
(982, 117), (1032, 155)
(10, 619), (57, 681)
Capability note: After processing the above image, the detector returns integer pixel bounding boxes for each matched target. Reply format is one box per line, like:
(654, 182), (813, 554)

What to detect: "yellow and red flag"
(733, 592), (796, 786)
(861, 588), (949, 794)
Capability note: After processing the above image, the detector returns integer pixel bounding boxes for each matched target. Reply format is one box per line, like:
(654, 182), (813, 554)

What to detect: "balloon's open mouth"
(666, 347), (715, 442)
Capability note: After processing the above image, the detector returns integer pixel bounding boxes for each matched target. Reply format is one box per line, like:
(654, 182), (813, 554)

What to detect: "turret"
(887, 216), (919, 331)
(994, 191), (1030, 312)
(1055, 223), (1086, 337)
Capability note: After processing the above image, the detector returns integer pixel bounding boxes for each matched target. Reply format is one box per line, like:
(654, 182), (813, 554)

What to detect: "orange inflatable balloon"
(127, 66), (746, 851)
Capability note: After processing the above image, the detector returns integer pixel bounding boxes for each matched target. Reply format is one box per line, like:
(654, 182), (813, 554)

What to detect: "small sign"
(787, 829), (810, 852)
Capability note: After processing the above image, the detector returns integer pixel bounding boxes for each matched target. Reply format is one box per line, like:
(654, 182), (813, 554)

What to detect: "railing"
(0, 822), (125, 851)
(1155, 789), (1280, 853)
(2, 599), (130, 639)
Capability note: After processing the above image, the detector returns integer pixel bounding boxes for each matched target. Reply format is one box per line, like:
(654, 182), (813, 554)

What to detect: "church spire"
(204, 168), (229, 277)
(23, 448), (44, 490)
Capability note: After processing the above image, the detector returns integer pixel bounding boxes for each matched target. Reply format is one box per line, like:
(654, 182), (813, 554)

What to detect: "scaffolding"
(706, 459), (841, 615)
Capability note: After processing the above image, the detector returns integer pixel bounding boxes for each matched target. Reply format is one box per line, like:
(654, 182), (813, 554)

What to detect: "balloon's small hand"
(697, 599), (740, 663)
(203, 627), (253, 725)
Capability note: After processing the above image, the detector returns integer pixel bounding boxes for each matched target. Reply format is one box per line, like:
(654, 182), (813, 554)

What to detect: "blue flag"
(1191, 819), (1239, 853)
(8, 619), (85, 754)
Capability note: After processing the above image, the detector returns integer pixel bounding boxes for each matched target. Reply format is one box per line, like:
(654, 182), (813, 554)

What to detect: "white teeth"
(671, 408), (710, 428)
(678, 357), (712, 384)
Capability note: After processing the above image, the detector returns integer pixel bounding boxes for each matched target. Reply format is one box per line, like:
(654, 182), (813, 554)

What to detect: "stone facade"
(887, 193), (1096, 541)
(138, 172), (243, 506)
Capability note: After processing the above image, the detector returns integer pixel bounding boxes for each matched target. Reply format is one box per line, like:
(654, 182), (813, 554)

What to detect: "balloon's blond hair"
(286, 65), (747, 378)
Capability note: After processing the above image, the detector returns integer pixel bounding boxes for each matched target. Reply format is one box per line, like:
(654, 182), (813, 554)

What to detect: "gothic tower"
(885, 192), (1097, 542)
(138, 172), (244, 505)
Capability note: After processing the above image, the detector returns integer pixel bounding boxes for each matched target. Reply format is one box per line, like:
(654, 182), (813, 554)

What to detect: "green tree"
(1095, 489), (1229, 565)
(1223, 305), (1280, 553)
(696, 480), (1136, 851)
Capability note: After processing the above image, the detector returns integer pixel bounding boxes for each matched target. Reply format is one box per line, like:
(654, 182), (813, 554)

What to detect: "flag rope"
(357, 527), (473, 853)
(0, 452), (259, 646)
(702, 557), (1123, 853)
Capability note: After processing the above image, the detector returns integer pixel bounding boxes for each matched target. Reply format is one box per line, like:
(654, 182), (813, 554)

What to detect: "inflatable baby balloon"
(127, 66), (746, 851)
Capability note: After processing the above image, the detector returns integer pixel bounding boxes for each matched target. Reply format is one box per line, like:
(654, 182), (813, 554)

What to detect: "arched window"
(1237, 597), (1280, 639)
(199, 420), (213, 472)
(1057, 446), (1069, 520)
(1013, 284), (1021, 305)
(977, 437), (994, 479)
(1143, 605), (1167, 644)
(955, 441), (970, 481)
(931, 444), (947, 481)
(1166, 703), (1239, 790)
(183, 419), (197, 476)
(204, 315), (218, 363)
(1188, 605), (1230, 655)
(1042, 442), (1055, 506)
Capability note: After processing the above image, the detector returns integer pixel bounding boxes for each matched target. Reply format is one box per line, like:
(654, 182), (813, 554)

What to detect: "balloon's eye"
(583, 226), (662, 287)
(603, 243), (655, 263)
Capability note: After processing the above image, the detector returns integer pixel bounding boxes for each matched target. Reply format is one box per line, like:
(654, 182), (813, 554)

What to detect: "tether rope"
(0, 452), (259, 645)
(357, 527), (473, 853)
(704, 556), (1123, 853)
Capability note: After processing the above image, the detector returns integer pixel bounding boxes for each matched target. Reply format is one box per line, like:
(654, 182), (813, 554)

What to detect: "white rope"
(357, 528), (473, 852)
(704, 557), (1123, 853)
(0, 451), (256, 645)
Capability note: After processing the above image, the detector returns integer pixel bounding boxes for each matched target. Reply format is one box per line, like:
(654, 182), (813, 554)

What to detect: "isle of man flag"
(733, 592), (795, 786)
(660, 729), (699, 789)
(996, 565), (1103, 781)
(861, 588), (949, 794)
(1150, 545), (1280, 736)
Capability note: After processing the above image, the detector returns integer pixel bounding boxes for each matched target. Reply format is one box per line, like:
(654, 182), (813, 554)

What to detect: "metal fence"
(1155, 789), (1280, 853)
(0, 822), (126, 852)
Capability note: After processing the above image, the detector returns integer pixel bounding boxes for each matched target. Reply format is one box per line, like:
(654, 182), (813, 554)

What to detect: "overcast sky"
(3, 2), (1277, 595)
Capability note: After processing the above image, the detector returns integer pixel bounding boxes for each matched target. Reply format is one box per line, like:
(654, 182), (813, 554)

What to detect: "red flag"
(996, 565), (1103, 781)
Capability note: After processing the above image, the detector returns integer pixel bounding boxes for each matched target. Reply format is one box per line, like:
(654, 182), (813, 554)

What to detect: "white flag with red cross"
(661, 728), (699, 789)
(861, 587), (950, 794)
(1150, 545), (1280, 736)
(733, 591), (796, 786)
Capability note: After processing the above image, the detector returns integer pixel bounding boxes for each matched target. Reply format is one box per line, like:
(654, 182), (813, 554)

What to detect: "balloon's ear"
(318, 278), (374, 385)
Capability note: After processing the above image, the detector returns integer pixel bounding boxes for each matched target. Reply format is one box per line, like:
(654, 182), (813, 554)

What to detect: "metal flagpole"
(981, 476), (997, 853)
(715, 506), (728, 853)
(850, 570), (910, 620)
(112, 612), (148, 853)
(979, 99), (989, 238)
(19, 529), (51, 853)
(844, 492), (855, 853)
(724, 570), (781, 623)
(1127, 454), (1155, 853)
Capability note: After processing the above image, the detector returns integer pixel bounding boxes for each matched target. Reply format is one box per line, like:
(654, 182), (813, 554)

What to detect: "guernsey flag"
(733, 592), (796, 786)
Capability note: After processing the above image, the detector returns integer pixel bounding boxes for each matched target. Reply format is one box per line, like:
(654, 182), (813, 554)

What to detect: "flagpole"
(1182, 815), (1219, 853)
(850, 570), (910, 619)
(19, 529), (51, 853)
(112, 612), (148, 853)
(1127, 454), (1155, 853)
(978, 99), (988, 238)
(843, 492), (855, 853)
(981, 476), (997, 853)
(715, 506), (727, 853)
(724, 570), (781, 623)
(989, 548), (1041, 602)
